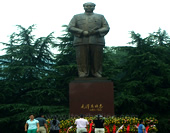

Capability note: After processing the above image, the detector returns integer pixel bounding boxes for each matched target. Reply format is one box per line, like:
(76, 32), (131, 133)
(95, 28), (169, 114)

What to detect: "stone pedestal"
(69, 78), (114, 116)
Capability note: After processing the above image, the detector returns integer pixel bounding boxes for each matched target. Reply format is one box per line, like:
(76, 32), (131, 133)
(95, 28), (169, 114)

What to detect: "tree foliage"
(0, 26), (169, 133)
(0, 25), (68, 133)
(114, 29), (170, 132)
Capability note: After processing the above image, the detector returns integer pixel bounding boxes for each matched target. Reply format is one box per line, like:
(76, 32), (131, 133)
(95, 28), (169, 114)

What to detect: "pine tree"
(0, 25), (68, 133)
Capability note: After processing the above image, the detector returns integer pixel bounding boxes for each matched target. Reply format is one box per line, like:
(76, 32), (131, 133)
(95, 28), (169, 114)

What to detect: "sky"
(0, 0), (170, 55)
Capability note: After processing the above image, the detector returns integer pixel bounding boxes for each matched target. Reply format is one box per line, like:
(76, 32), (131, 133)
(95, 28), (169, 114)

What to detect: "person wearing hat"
(93, 114), (105, 133)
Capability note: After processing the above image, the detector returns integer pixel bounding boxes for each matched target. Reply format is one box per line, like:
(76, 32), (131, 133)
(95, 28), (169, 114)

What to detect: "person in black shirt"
(93, 114), (105, 133)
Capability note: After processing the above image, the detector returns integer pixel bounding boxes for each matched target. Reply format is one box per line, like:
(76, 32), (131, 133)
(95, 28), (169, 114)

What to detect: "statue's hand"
(83, 31), (89, 36)
(89, 29), (99, 35)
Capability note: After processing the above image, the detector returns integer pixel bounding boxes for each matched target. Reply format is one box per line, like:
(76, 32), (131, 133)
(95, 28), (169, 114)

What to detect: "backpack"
(50, 120), (59, 130)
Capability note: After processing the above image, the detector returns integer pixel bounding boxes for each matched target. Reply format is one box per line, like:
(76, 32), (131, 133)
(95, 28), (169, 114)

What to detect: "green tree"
(115, 30), (170, 132)
(1, 25), (169, 133)
(0, 25), (68, 133)
(51, 25), (77, 102)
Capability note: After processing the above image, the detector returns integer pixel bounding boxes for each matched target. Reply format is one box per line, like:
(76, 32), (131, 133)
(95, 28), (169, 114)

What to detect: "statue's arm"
(98, 15), (110, 37)
(68, 16), (83, 37)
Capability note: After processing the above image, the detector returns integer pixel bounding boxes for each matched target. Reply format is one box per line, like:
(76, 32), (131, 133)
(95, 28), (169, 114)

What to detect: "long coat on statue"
(68, 12), (110, 46)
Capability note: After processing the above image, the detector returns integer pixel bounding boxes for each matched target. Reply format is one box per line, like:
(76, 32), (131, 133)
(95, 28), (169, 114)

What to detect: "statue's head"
(83, 2), (96, 13)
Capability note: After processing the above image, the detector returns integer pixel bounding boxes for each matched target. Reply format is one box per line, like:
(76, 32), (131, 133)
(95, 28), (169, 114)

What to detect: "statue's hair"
(83, 2), (96, 7)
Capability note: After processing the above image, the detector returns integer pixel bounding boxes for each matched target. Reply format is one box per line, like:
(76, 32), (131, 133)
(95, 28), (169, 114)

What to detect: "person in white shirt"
(75, 114), (89, 133)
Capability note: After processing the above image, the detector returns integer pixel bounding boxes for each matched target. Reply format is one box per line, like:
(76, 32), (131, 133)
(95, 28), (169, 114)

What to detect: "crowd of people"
(25, 114), (60, 133)
(70, 114), (147, 133)
(25, 114), (147, 133)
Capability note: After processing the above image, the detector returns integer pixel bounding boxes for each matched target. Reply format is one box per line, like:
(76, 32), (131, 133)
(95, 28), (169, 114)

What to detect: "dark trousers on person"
(50, 130), (59, 133)
(75, 45), (103, 77)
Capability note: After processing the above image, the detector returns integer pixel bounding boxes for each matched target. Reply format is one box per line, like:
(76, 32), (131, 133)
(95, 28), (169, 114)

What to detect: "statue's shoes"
(79, 73), (88, 78)
(93, 73), (102, 78)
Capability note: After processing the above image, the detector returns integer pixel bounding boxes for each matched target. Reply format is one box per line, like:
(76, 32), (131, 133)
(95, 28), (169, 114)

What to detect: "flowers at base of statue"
(46, 119), (51, 133)
(122, 126), (127, 132)
(103, 116), (139, 126)
(129, 125), (138, 132)
(50, 116), (158, 133)
(117, 129), (124, 133)
(67, 126), (76, 133)
(60, 118), (76, 133)
(143, 117), (158, 125)
(148, 125), (158, 132)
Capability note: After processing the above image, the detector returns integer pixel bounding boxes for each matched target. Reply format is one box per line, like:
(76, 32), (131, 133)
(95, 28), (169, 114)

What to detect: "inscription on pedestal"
(69, 78), (114, 115)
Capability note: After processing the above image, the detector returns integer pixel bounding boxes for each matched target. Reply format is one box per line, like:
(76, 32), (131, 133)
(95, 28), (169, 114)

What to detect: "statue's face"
(84, 3), (95, 13)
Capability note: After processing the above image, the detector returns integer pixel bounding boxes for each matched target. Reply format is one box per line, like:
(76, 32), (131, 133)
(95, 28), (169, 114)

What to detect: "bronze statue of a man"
(68, 2), (110, 78)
